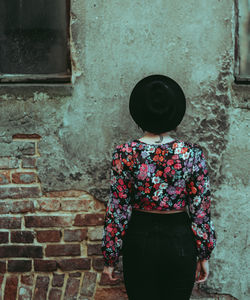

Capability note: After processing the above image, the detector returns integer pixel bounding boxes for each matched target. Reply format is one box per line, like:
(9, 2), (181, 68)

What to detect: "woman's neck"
(140, 132), (175, 144)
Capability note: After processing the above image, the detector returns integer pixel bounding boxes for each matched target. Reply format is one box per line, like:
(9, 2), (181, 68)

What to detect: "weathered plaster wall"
(0, 0), (249, 299)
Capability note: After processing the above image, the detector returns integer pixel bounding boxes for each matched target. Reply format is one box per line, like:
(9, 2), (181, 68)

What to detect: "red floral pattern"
(102, 139), (217, 267)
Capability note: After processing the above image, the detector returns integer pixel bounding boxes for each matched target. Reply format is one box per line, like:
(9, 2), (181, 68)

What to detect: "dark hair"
(137, 123), (178, 135)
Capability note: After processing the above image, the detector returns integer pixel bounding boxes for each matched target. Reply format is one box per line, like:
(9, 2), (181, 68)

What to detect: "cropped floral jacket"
(101, 139), (217, 267)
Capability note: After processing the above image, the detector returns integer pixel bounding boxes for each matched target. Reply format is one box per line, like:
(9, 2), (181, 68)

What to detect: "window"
(235, 0), (250, 83)
(0, 0), (71, 84)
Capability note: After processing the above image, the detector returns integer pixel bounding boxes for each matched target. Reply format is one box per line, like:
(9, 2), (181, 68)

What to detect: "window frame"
(234, 0), (250, 84)
(0, 0), (71, 85)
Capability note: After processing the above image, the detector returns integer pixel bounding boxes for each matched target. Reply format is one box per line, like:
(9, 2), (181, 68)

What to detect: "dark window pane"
(0, 0), (71, 81)
(235, 0), (250, 82)
(238, 0), (250, 76)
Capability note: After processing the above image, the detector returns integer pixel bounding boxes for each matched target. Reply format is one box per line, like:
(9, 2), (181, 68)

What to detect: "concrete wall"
(0, 0), (249, 299)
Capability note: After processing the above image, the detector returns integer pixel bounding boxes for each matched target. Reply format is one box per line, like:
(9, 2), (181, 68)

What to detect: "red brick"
(0, 275), (3, 285)
(38, 199), (60, 211)
(11, 231), (34, 243)
(58, 258), (91, 271)
(0, 203), (11, 214)
(4, 275), (18, 300)
(21, 274), (34, 286)
(0, 232), (8, 243)
(36, 230), (61, 242)
(95, 287), (128, 300)
(0, 186), (41, 199)
(0, 246), (42, 258)
(12, 172), (37, 184)
(69, 272), (81, 277)
(0, 171), (11, 185)
(74, 214), (105, 226)
(52, 273), (65, 287)
(61, 199), (92, 211)
(64, 277), (80, 299)
(18, 286), (32, 300)
(0, 202), (12, 214)
(25, 215), (72, 228)
(94, 200), (106, 212)
(0, 201), (35, 214)
(99, 273), (121, 286)
(34, 260), (57, 272)
(33, 276), (49, 300)
(92, 257), (105, 271)
(87, 243), (102, 256)
(45, 244), (80, 257)
(12, 133), (41, 139)
(44, 190), (88, 198)
(10, 201), (35, 213)
(80, 272), (97, 297)
(0, 217), (21, 229)
(11, 200), (35, 213)
(0, 157), (19, 169)
(8, 260), (32, 272)
(0, 261), (6, 273)
(64, 229), (87, 242)
(88, 226), (103, 241)
(22, 157), (37, 168)
(48, 288), (62, 300)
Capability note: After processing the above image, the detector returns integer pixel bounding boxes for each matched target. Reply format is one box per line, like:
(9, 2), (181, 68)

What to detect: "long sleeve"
(187, 146), (217, 260)
(101, 146), (133, 267)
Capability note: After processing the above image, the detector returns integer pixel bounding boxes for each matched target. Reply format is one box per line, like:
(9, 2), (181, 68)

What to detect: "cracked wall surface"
(0, 0), (249, 299)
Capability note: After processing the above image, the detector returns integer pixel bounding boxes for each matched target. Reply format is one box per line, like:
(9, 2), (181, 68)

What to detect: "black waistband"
(131, 209), (190, 224)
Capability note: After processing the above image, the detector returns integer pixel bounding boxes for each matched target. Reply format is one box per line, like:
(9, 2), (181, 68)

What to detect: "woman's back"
(103, 138), (216, 267)
(114, 139), (206, 212)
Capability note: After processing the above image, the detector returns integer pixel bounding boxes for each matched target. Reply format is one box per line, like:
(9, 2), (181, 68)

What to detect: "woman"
(101, 75), (217, 300)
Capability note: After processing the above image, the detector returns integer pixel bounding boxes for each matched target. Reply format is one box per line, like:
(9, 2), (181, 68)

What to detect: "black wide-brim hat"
(129, 75), (186, 134)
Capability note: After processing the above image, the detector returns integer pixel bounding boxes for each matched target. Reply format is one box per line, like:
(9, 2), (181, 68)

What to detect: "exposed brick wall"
(0, 135), (237, 300)
(0, 135), (129, 300)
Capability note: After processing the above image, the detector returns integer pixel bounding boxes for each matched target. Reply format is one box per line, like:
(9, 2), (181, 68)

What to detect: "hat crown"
(129, 75), (186, 134)
(146, 81), (174, 115)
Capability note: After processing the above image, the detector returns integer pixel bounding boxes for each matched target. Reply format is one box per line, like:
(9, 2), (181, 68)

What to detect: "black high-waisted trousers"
(122, 210), (198, 300)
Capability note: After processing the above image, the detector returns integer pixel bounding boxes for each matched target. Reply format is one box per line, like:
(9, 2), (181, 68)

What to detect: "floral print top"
(101, 139), (217, 267)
